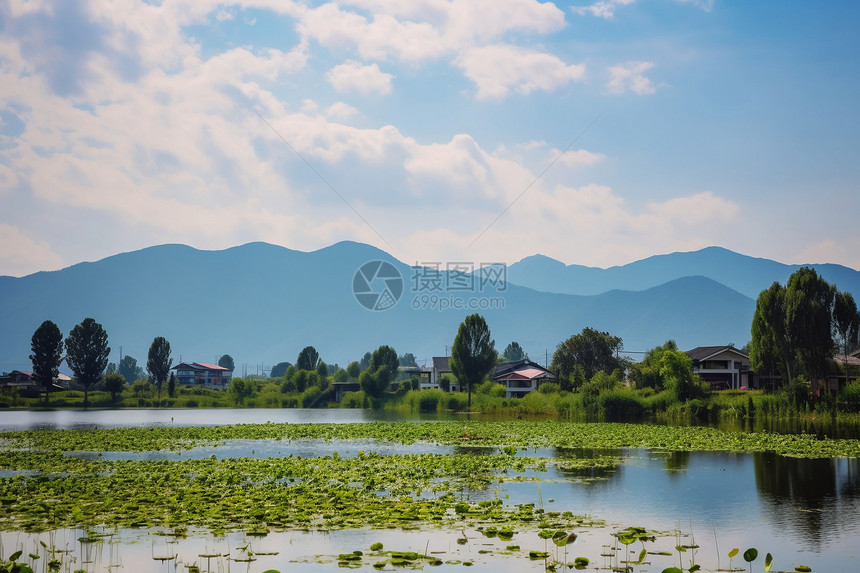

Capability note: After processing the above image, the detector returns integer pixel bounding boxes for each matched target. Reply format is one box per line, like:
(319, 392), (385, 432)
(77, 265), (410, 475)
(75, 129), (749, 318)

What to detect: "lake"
(0, 408), (857, 571)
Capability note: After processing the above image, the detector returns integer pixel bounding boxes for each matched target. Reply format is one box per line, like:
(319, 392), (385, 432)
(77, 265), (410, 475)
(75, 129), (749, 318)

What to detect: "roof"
(172, 362), (229, 372)
(495, 367), (555, 381)
(685, 346), (749, 362)
(835, 354), (860, 368)
(492, 359), (554, 381)
(432, 356), (451, 372)
(195, 362), (229, 371)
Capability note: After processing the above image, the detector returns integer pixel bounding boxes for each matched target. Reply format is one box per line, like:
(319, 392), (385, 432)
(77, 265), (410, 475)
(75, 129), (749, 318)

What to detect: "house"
(0, 370), (69, 395)
(401, 366), (433, 389)
(0, 370), (39, 393)
(171, 362), (233, 390)
(816, 353), (860, 394)
(492, 359), (555, 398)
(431, 357), (461, 392)
(685, 346), (754, 390)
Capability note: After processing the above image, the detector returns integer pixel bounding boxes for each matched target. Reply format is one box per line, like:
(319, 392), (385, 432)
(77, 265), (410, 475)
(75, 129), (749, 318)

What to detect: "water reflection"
(754, 452), (860, 551)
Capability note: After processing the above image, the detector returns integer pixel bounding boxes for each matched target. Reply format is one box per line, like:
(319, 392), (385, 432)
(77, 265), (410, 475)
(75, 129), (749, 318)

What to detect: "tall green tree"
(749, 282), (791, 383)
(450, 314), (497, 409)
(502, 341), (526, 362)
(399, 353), (418, 367)
(346, 361), (361, 380)
(785, 267), (836, 382)
(30, 320), (64, 404)
(296, 346), (320, 371)
(118, 355), (144, 384)
(370, 345), (399, 380)
(147, 337), (173, 398)
(65, 318), (110, 409)
(833, 291), (860, 385)
(551, 327), (623, 382)
(218, 354), (235, 372)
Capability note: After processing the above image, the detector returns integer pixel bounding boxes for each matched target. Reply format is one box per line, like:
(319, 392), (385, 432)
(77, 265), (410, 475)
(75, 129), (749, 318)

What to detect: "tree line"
(28, 318), (234, 407)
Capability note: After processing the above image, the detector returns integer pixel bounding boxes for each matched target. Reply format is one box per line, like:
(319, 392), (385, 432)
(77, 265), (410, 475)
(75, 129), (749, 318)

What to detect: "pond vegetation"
(1, 420), (852, 571)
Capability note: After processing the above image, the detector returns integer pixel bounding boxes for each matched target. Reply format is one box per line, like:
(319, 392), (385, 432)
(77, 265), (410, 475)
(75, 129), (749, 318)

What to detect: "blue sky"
(0, 0), (858, 277)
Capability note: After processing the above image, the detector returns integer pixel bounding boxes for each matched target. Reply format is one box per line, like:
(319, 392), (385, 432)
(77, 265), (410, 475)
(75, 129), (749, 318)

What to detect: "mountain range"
(1, 242), (857, 375)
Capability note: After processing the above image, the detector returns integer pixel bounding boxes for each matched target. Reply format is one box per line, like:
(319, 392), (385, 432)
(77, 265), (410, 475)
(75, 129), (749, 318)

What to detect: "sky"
(1, 0), (858, 277)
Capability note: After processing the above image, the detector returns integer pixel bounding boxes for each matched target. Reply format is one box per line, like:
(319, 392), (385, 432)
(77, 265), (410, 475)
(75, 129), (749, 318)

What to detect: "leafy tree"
(551, 327), (623, 382)
(118, 355), (144, 384)
(296, 346), (320, 371)
(316, 361), (329, 378)
(270, 361), (291, 378)
(750, 268), (843, 386)
(399, 353), (418, 367)
(104, 372), (126, 402)
(147, 337), (173, 398)
(292, 369), (309, 392)
(370, 345), (399, 380)
(565, 364), (587, 392)
(167, 372), (177, 398)
(359, 365), (391, 399)
(228, 378), (253, 405)
(502, 341), (526, 362)
(346, 361), (361, 380)
(833, 291), (860, 385)
(218, 354), (235, 372)
(30, 320), (64, 404)
(334, 368), (349, 383)
(65, 318), (110, 409)
(749, 282), (791, 383)
(785, 267), (836, 382)
(634, 340), (702, 402)
(450, 313), (497, 409)
(359, 351), (372, 371)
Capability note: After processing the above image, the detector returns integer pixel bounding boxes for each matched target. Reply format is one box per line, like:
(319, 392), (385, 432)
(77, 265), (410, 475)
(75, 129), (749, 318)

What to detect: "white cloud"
(676, 0), (715, 12)
(325, 102), (361, 120)
(457, 44), (586, 99)
(607, 61), (656, 95)
(572, 0), (636, 19)
(298, 0), (566, 62)
(550, 148), (605, 168)
(326, 61), (393, 95)
(395, 185), (744, 269)
(0, 163), (19, 194)
(0, 224), (65, 277)
(792, 240), (859, 268)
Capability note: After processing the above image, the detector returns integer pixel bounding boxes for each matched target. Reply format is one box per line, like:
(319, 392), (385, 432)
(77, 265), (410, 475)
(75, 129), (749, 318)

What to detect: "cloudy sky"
(1, 0), (858, 277)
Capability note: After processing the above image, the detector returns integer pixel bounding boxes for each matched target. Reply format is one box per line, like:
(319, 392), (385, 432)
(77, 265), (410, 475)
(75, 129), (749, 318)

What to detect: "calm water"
(1, 408), (858, 571)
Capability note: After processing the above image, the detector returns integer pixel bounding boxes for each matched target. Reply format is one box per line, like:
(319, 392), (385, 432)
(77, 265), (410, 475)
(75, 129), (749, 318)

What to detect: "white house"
(685, 346), (754, 390)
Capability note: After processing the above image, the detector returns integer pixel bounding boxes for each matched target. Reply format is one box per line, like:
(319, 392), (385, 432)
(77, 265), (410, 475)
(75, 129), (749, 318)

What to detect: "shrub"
(538, 382), (560, 395)
(340, 391), (366, 408)
(300, 386), (322, 407)
(446, 393), (468, 411)
(599, 389), (645, 421)
(839, 382), (860, 413)
(417, 390), (445, 412)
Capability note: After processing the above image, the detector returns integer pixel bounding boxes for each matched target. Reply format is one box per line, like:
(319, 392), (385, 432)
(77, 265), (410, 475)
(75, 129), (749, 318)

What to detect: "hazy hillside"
(507, 246), (860, 300)
(0, 242), (755, 373)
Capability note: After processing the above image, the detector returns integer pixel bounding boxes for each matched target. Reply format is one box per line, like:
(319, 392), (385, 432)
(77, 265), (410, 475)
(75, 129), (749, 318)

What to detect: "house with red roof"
(492, 359), (555, 398)
(171, 362), (232, 390)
